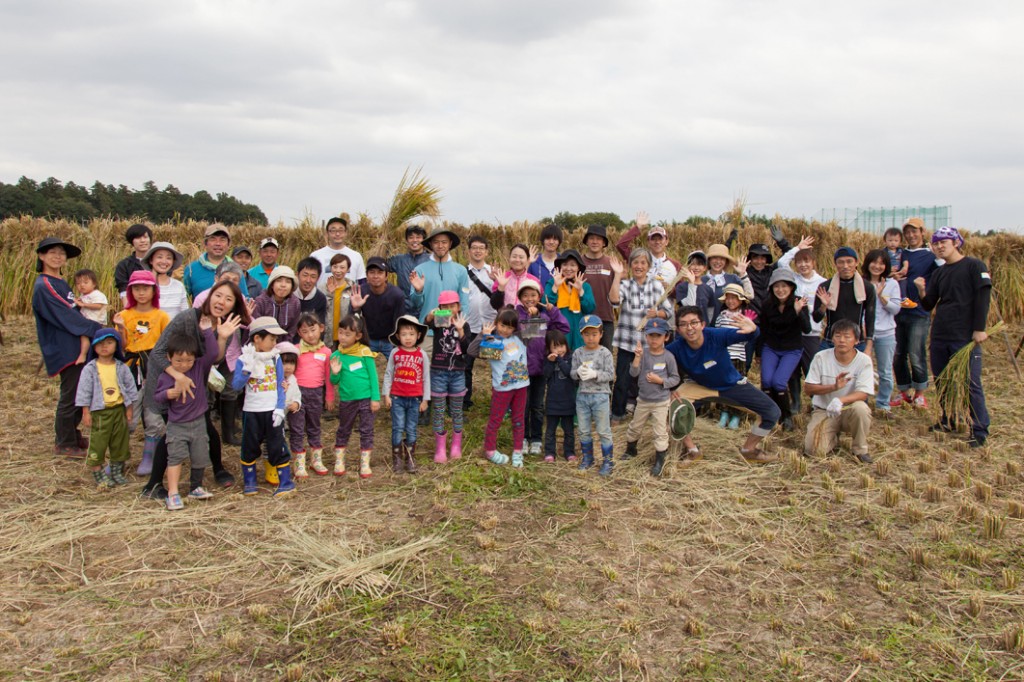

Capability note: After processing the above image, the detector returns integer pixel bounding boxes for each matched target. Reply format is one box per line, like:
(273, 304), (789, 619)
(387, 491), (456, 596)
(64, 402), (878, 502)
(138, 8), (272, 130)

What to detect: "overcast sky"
(2, 1), (1022, 231)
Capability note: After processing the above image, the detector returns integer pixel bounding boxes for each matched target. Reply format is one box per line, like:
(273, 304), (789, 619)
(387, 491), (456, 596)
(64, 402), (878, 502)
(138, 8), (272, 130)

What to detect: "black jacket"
(542, 356), (577, 416)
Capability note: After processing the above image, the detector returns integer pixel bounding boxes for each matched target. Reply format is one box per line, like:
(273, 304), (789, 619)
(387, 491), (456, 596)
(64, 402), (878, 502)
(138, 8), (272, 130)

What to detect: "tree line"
(0, 176), (267, 225)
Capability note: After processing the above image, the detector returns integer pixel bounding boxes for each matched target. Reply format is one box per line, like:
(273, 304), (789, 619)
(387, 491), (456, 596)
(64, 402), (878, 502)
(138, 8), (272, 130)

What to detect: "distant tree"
(542, 210), (625, 233)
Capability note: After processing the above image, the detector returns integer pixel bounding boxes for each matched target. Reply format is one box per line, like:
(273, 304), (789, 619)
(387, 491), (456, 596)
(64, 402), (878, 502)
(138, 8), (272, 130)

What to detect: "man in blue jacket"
(183, 223), (232, 298)
(32, 237), (103, 457)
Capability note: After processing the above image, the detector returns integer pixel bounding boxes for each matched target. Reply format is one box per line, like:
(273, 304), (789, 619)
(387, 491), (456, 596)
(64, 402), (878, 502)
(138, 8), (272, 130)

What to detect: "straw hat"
(717, 283), (749, 302)
(705, 244), (735, 265)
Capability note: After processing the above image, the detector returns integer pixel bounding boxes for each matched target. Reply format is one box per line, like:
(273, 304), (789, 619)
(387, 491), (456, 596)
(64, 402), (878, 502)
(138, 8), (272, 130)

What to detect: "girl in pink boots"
(423, 291), (470, 463)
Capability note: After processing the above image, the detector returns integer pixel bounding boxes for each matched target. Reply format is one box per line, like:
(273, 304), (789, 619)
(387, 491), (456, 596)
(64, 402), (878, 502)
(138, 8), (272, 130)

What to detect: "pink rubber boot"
(450, 431), (463, 460)
(434, 432), (448, 463)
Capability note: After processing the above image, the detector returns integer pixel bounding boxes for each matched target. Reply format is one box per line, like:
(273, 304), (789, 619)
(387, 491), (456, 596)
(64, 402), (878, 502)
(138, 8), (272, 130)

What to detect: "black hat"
(326, 213), (349, 229)
(582, 224), (608, 247)
(747, 243), (773, 264)
(554, 249), (585, 270)
(232, 245), (253, 258)
(36, 236), (82, 271)
(425, 227), (460, 250)
(366, 256), (388, 272)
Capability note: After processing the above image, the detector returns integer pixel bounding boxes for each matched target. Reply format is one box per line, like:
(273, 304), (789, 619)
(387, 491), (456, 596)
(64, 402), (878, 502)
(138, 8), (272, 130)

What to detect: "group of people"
(31, 212), (993, 508)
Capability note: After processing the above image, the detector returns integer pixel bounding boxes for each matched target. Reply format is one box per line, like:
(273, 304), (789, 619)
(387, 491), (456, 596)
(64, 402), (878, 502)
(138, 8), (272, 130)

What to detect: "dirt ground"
(2, 315), (1023, 681)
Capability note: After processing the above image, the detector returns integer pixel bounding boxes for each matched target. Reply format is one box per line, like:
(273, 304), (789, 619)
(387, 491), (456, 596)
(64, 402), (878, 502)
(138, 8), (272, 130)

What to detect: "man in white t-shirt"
(310, 214), (366, 288)
(804, 319), (875, 463)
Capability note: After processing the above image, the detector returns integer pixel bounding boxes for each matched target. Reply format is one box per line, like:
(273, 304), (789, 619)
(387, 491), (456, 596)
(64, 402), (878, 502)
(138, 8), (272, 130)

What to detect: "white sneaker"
(188, 486), (214, 500)
(529, 441), (542, 455)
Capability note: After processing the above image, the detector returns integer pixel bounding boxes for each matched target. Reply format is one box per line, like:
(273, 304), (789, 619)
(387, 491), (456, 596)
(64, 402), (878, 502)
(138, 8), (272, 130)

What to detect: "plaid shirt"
(612, 277), (673, 351)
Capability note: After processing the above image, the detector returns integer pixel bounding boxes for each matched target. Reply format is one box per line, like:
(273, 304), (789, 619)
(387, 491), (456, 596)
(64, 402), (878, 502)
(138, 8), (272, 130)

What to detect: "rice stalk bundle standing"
(935, 322), (1005, 431)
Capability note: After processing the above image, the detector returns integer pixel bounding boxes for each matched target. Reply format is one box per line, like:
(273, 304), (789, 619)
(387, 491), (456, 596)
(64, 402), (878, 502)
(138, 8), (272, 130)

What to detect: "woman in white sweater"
(862, 249), (902, 412)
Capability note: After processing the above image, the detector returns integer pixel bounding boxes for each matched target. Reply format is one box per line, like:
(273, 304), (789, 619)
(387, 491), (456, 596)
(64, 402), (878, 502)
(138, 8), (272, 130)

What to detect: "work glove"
(826, 398), (843, 418)
(239, 344), (257, 375)
(272, 408), (285, 427)
(577, 365), (596, 381)
(769, 223), (786, 245)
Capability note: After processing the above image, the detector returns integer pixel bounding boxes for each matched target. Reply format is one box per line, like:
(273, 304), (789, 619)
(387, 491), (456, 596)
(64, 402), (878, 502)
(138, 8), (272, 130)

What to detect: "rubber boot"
(110, 462), (128, 486)
(578, 441), (595, 470)
(777, 389), (794, 431)
(221, 398), (240, 446)
(392, 445), (404, 474)
(333, 448), (346, 476)
(359, 450), (372, 479)
(93, 468), (115, 488)
(650, 450), (667, 477)
(242, 463), (258, 495)
(598, 444), (614, 477)
(622, 441), (638, 460)
(310, 448), (327, 475)
(274, 463), (296, 497)
(404, 441), (418, 474)
(450, 431), (463, 460)
(264, 458), (279, 485)
(788, 372), (802, 414)
(294, 451), (308, 478)
(718, 411), (730, 428)
(434, 432), (448, 463)
(138, 436), (158, 475)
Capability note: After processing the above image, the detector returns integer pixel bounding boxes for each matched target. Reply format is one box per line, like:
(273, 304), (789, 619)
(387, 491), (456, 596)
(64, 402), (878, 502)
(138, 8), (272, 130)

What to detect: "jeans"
(761, 346), (803, 393)
(873, 334), (896, 410)
(526, 375), (546, 442)
(611, 348), (636, 419)
(391, 395), (421, 446)
(368, 338), (394, 357)
(894, 315), (930, 392)
(715, 381), (780, 437)
(931, 339), (989, 440)
(577, 392), (613, 448)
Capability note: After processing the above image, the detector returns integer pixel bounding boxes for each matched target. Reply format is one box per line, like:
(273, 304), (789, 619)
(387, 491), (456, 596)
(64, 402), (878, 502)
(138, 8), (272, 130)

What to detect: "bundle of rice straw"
(935, 322), (1004, 431)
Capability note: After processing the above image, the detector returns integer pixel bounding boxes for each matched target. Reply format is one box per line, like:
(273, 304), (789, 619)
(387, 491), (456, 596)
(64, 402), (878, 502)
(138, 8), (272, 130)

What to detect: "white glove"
(272, 408), (285, 427)
(577, 365), (596, 381)
(239, 344), (257, 374)
(826, 398), (843, 418)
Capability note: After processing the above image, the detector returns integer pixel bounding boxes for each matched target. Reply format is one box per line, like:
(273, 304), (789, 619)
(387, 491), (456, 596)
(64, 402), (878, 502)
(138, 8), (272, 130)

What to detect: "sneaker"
(929, 422), (954, 433)
(680, 447), (703, 464)
(739, 447), (778, 465)
(856, 453), (874, 464)
(967, 436), (987, 449)
(140, 483), (168, 501)
(511, 451), (524, 468)
(188, 486), (214, 500)
(487, 451), (509, 465)
(900, 299), (918, 309)
(567, 455), (578, 463)
(912, 393), (928, 409)
(544, 455), (555, 463)
(529, 441), (543, 456)
(165, 493), (184, 511)
(890, 392), (910, 408)
(55, 445), (87, 459)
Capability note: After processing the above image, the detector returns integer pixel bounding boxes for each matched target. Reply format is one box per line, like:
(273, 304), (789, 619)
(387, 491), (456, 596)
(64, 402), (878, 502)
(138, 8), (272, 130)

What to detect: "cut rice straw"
(935, 322), (1005, 431)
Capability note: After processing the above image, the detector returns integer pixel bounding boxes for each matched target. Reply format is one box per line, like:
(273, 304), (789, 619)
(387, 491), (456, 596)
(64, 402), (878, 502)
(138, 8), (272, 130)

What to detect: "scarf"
(555, 282), (582, 314)
(245, 348), (280, 380)
(339, 342), (374, 359)
(198, 252), (231, 271)
(826, 273), (866, 312)
(299, 339), (325, 354)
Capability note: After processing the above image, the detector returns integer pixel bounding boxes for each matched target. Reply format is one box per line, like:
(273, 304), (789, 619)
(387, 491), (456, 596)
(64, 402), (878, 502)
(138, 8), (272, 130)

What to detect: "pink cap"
(437, 290), (460, 306)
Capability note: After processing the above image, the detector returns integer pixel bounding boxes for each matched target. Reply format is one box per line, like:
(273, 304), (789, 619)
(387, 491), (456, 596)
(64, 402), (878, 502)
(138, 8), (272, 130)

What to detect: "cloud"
(1, 1), (1022, 230)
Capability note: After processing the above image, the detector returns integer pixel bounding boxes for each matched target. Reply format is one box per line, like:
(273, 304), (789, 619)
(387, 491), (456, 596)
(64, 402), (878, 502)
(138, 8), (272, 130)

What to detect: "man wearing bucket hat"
(914, 226), (992, 447)
(249, 237), (281, 290)
(114, 223), (153, 300)
(143, 241), (191, 319)
(579, 224), (624, 352)
(666, 305), (780, 464)
(183, 223), (232, 298)
(409, 227), (471, 354)
(616, 211), (680, 285)
(33, 237), (103, 457)
(311, 213), (366, 288)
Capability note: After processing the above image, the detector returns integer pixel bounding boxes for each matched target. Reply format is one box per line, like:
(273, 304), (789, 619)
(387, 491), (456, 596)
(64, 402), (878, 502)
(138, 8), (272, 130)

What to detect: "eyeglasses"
(679, 320), (702, 329)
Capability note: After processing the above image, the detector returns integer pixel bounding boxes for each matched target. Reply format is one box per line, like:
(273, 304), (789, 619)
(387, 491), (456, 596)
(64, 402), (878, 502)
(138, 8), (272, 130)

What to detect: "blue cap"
(579, 314), (603, 332)
(833, 246), (858, 261)
(643, 317), (671, 335)
(88, 328), (125, 362)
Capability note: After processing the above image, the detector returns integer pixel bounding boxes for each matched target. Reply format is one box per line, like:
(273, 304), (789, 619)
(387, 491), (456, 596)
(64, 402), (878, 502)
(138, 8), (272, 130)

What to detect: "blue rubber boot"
(598, 444), (614, 477)
(578, 441), (594, 470)
(242, 463), (258, 495)
(274, 463), (296, 498)
(718, 411), (730, 429)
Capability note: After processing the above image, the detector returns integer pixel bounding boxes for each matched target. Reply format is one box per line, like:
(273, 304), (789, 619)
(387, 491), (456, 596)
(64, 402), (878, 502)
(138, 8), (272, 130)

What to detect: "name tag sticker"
(653, 363), (666, 371)
(600, 269), (611, 276)
(462, 287), (471, 292)
(703, 360), (717, 369)
(314, 353), (326, 361)
(981, 272), (991, 280)
(349, 362), (363, 371)
(505, 343), (518, 354)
